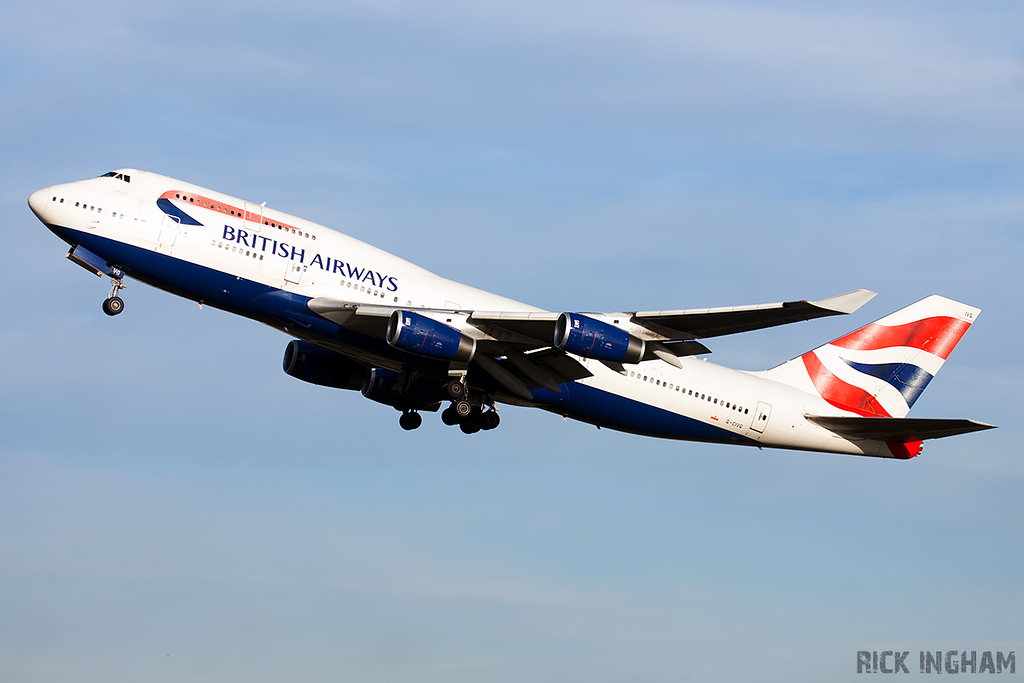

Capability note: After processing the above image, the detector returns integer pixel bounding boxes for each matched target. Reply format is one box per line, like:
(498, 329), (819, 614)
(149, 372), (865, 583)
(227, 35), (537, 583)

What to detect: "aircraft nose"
(28, 187), (51, 220)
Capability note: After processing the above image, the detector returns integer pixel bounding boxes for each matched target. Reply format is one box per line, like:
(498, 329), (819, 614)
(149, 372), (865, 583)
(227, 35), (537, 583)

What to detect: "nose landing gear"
(102, 277), (126, 316)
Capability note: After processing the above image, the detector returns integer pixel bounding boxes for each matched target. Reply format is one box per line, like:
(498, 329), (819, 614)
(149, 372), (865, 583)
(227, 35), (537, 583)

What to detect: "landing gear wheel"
(399, 411), (422, 431)
(102, 296), (124, 316)
(453, 399), (473, 419)
(481, 410), (500, 431)
(445, 379), (466, 400)
(460, 418), (481, 434)
(441, 407), (460, 426)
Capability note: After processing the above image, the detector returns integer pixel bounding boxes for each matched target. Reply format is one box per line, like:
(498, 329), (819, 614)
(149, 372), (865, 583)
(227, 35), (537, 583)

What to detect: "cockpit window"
(101, 171), (117, 177)
(100, 171), (131, 183)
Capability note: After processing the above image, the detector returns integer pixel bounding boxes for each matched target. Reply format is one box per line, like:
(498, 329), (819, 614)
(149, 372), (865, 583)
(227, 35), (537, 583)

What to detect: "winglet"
(811, 289), (877, 315)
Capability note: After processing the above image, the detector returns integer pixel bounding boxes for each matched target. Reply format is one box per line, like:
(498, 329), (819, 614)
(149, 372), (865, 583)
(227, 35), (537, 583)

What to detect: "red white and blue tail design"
(764, 295), (980, 419)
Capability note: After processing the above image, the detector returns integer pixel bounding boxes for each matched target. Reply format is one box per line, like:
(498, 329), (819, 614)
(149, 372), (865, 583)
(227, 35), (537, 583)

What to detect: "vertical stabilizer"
(763, 295), (979, 418)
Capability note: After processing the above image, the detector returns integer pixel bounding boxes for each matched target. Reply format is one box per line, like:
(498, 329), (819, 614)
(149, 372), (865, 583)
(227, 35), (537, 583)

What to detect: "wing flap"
(469, 311), (560, 345)
(806, 415), (996, 441)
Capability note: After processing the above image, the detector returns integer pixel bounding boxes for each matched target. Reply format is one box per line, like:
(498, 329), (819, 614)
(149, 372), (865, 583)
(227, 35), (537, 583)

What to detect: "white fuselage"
(30, 169), (892, 457)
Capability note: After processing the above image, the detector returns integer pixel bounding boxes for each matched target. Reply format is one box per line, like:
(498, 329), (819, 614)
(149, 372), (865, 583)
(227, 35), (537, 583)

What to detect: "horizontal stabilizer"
(806, 415), (996, 442)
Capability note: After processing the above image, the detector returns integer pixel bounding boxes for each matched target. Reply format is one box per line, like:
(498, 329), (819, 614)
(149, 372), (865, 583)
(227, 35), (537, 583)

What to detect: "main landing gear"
(440, 401), (500, 434)
(399, 410), (423, 431)
(439, 375), (500, 434)
(394, 374), (502, 434)
(102, 276), (126, 317)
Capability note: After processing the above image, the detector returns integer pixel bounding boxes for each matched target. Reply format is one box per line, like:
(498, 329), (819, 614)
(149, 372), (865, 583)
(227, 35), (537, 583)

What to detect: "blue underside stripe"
(47, 223), (758, 445)
(46, 224), (396, 358)
(532, 382), (760, 444)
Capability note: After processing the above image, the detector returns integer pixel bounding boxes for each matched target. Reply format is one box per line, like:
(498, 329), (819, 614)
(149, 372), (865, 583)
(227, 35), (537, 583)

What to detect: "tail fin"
(763, 295), (980, 418)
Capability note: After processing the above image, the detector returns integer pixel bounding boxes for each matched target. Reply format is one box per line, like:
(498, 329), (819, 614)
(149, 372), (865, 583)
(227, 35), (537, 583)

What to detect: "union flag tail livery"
(764, 295), (978, 419)
(28, 170), (995, 458)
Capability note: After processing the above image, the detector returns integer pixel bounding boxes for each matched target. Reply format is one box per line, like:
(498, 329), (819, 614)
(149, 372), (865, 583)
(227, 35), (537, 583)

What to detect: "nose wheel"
(102, 296), (124, 316)
(102, 277), (127, 316)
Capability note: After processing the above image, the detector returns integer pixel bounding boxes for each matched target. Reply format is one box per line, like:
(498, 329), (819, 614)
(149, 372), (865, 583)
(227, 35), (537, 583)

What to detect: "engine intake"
(386, 310), (476, 362)
(283, 340), (367, 390)
(554, 313), (645, 364)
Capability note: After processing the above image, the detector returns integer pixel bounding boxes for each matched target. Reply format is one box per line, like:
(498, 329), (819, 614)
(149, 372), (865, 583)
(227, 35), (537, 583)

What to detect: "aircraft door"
(750, 401), (772, 434)
(284, 259), (305, 285)
(158, 214), (179, 252)
(244, 201), (263, 234)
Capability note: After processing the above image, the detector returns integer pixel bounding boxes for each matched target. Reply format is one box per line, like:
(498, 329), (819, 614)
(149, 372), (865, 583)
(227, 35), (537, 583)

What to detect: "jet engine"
(282, 340), (367, 390)
(554, 313), (645, 364)
(361, 367), (443, 411)
(386, 310), (476, 362)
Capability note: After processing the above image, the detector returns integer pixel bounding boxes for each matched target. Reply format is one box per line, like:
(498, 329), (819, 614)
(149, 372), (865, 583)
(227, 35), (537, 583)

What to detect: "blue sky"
(2, 1), (1022, 681)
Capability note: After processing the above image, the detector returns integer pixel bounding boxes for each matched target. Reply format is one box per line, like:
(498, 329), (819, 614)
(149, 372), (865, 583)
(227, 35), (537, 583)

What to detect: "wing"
(469, 290), (875, 344)
(304, 289), (875, 400)
(305, 299), (591, 400)
(632, 289), (878, 340)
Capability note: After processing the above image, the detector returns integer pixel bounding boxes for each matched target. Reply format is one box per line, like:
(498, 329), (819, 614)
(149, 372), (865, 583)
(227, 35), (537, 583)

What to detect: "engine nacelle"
(386, 310), (476, 362)
(361, 367), (443, 411)
(283, 340), (367, 390)
(554, 313), (645, 364)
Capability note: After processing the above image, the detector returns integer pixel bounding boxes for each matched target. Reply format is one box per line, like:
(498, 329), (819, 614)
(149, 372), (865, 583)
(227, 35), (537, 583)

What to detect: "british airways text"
(222, 225), (398, 291)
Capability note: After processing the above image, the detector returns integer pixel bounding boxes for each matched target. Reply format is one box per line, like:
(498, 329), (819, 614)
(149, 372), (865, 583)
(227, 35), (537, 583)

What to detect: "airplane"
(28, 169), (994, 458)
